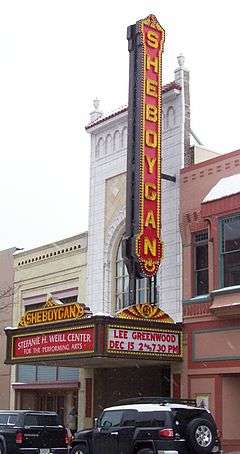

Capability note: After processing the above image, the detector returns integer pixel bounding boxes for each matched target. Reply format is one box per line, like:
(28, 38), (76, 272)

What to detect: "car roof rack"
(115, 397), (197, 407)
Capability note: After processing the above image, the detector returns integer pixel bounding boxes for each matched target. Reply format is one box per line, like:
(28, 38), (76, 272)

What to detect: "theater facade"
(6, 16), (192, 430)
(6, 62), (189, 429)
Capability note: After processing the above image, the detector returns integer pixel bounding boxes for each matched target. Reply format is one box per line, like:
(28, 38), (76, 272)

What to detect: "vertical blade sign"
(137, 16), (164, 277)
(124, 15), (165, 278)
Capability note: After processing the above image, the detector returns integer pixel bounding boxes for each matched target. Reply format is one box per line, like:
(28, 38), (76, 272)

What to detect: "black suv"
(0, 410), (71, 454)
(71, 397), (222, 454)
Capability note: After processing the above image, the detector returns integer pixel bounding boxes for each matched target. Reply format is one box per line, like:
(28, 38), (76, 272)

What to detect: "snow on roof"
(105, 403), (198, 412)
(94, 312), (113, 317)
(105, 404), (168, 412)
(203, 174), (240, 203)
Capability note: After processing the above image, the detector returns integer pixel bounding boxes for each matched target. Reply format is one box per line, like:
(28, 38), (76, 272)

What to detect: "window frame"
(192, 230), (209, 297)
(219, 213), (240, 288)
(114, 240), (156, 312)
(99, 410), (124, 429)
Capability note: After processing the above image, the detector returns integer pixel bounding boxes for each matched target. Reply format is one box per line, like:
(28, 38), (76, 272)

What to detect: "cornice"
(15, 247), (88, 270)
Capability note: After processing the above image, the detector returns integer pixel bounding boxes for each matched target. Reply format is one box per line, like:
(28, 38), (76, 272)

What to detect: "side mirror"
(102, 420), (112, 430)
(94, 417), (98, 429)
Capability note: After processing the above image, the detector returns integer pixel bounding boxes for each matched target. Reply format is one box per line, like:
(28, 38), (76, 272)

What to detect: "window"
(24, 414), (38, 426)
(220, 214), (240, 287)
(113, 130), (121, 151)
(8, 415), (18, 425)
(24, 413), (59, 427)
(193, 231), (208, 296)
(136, 411), (168, 427)
(115, 241), (129, 310)
(115, 241), (155, 312)
(0, 414), (10, 425)
(99, 410), (123, 428)
(17, 364), (79, 383)
(121, 410), (137, 426)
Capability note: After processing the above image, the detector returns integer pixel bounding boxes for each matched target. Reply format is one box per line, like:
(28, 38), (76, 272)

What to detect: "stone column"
(78, 368), (94, 430)
(175, 54), (192, 167)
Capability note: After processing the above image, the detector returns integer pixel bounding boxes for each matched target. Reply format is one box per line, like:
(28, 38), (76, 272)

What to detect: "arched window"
(167, 106), (175, 129)
(115, 240), (154, 312)
(113, 130), (121, 151)
(96, 137), (104, 158)
(105, 134), (112, 154)
(122, 126), (128, 149)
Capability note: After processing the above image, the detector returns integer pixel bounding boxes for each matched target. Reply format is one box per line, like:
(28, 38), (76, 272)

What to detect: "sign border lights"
(124, 14), (165, 278)
(106, 325), (182, 359)
(18, 296), (91, 328)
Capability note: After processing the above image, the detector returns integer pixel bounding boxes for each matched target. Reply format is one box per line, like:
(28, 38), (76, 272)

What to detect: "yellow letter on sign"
(144, 237), (157, 257)
(147, 30), (159, 48)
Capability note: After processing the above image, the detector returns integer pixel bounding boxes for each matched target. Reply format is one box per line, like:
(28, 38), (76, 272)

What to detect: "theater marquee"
(5, 302), (182, 366)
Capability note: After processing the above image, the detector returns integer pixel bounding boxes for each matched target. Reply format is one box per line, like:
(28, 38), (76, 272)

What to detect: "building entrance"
(94, 365), (170, 416)
(37, 392), (65, 423)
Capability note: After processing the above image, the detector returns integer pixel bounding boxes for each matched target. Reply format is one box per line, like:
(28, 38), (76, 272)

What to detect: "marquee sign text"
(107, 326), (181, 358)
(18, 302), (88, 328)
(12, 327), (95, 359)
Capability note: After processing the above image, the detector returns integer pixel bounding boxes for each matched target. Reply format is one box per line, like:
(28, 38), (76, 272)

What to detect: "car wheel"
(71, 445), (87, 454)
(186, 418), (216, 454)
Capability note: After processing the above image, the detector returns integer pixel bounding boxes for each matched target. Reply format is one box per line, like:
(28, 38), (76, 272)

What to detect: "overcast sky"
(0, 0), (239, 251)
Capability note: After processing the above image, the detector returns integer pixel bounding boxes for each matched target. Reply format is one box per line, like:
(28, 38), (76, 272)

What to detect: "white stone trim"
(103, 208), (126, 314)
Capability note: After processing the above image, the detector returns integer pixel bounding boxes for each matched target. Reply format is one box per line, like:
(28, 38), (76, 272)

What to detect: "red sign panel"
(12, 326), (95, 360)
(107, 326), (181, 359)
(136, 16), (165, 277)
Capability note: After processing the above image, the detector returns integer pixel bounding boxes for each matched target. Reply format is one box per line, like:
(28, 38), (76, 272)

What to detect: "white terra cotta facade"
(86, 60), (189, 322)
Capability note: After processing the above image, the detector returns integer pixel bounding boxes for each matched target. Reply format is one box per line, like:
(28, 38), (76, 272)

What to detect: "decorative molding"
(116, 303), (174, 323)
(103, 208), (126, 314)
(16, 245), (86, 268)
(183, 302), (212, 318)
(181, 157), (240, 185)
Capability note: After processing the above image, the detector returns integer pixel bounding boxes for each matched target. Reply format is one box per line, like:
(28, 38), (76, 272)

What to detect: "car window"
(8, 415), (18, 425)
(121, 410), (137, 426)
(136, 411), (168, 427)
(0, 414), (9, 425)
(24, 414), (39, 426)
(24, 414), (59, 426)
(37, 415), (59, 426)
(99, 410), (123, 428)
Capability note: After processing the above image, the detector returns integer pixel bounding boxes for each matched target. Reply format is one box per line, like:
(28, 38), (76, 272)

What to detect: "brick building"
(181, 149), (240, 453)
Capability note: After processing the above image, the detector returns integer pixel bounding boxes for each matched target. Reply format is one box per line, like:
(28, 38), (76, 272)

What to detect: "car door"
(92, 410), (123, 454)
(118, 410), (138, 454)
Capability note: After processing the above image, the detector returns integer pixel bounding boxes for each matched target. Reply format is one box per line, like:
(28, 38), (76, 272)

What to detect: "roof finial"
(177, 54), (185, 69)
(93, 98), (100, 111)
(89, 98), (103, 123)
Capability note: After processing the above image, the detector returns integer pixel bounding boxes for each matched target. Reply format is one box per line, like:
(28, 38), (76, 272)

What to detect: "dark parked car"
(0, 410), (71, 454)
(71, 397), (222, 454)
